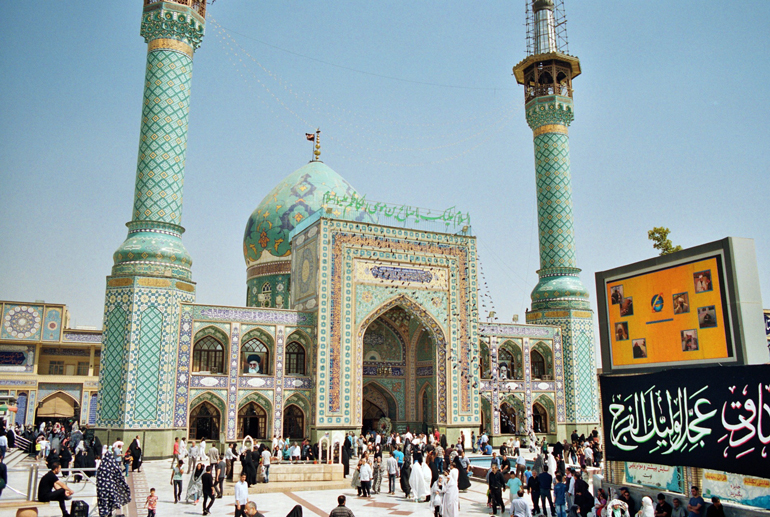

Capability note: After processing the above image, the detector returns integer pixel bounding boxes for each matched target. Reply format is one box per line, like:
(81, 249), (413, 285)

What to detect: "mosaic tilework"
(98, 306), (129, 422)
(189, 390), (226, 418)
(140, 5), (205, 50)
(133, 307), (163, 422)
(0, 345), (35, 372)
(529, 313), (598, 423)
(2, 304), (43, 341)
(194, 306), (313, 326)
(63, 331), (102, 343)
(226, 323), (240, 440)
(174, 304), (195, 427)
(533, 131), (577, 269)
(42, 307), (62, 341)
(39, 383), (82, 403)
(314, 218), (479, 428)
(100, 283), (194, 429)
(132, 49), (193, 226)
(273, 327), (285, 435)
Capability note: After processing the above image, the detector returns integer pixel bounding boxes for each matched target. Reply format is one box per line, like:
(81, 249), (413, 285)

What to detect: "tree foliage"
(647, 227), (683, 255)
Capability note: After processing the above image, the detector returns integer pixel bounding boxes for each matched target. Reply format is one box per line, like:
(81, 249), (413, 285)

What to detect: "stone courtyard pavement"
(2, 457), (543, 517)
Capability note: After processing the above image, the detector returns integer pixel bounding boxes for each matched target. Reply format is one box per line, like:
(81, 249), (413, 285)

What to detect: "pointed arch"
(189, 391), (226, 417)
(531, 341), (554, 380)
(357, 294), (448, 424)
(501, 395), (526, 434)
(418, 382), (434, 430)
(282, 404), (305, 439)
(189, 401), (221, 441)
(533, 394), (556, 434)
(241, 327), (275, 375)
(193, 326), (228, 375)
(238, 391), (273, 415)
(362, 381), (398, 420)
(499, 340), (523, 380)
(37, 391), (79, 419)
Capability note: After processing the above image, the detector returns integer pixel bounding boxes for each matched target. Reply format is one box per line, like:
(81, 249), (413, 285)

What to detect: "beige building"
(0, 301), (102, 428)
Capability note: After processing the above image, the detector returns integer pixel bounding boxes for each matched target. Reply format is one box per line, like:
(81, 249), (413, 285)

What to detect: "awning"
(37, 392), (76, 418)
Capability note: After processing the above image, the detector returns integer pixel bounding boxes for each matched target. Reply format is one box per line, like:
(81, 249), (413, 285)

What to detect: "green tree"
(647, 227), (683, 255)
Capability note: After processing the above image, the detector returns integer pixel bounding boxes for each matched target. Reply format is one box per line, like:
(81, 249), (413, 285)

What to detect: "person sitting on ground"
(329, 494), (355, 517)
(38, 462), (73, 517)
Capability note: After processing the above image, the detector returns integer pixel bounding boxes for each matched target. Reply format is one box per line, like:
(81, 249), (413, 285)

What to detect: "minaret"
(96, 0), (206, 457)
(513, 0), (599, 437)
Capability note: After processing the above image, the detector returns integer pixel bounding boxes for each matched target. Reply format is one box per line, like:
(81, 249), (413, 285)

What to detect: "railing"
(1, 465), (98, 505)
(13, 434), (31, 453)
(143, 0), (206, 18)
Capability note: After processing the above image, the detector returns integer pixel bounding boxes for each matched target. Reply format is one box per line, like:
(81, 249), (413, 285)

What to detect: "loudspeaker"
(71, 500), (89, 517)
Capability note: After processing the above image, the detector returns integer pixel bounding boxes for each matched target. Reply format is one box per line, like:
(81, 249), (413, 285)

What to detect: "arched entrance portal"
(36, 392), (80, 426)
(358, 298), (445, 435)
(189, 401), (220, 441)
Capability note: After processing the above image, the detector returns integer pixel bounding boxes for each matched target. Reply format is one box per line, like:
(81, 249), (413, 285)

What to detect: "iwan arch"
(92, 0), (598, 457)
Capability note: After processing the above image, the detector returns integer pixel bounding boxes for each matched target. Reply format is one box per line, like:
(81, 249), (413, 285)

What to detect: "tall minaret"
(514, 0), (599, 437)
(96, 0), (206, 457)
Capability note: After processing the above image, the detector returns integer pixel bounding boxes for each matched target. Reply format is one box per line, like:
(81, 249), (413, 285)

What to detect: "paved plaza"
(2, 454), (556, 517)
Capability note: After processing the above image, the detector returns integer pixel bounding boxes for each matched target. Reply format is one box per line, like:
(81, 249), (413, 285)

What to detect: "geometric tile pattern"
(311, 218), (479, 428)
(226, 323), (240, 440)
(133, 49), (193, 226)
(531, 313), (598, 423)
(133, 306), (163, 422)
(98, 306), (128, 423)
(522, 92), (599, 428)
(533, 131), (577, 270)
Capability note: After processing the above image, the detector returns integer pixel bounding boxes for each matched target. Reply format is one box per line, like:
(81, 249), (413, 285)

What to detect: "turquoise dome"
(243, 161), (359, 265)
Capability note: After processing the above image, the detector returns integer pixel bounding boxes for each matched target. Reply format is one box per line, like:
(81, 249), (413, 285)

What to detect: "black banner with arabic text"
(601, 364), (770, 478)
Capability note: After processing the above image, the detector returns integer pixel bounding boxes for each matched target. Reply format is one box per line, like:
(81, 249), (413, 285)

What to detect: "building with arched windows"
(1, 0), (600, 458)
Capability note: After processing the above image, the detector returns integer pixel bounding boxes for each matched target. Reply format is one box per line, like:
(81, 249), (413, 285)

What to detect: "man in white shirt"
(510, 489), (530, 517)
(261, 447), (271, 483)
(234, 472), (249, 517)
(566, 468), (575, 509)
(272, 435), (278, 451)
(386, 451), (399, 494)
(375, 433), (381, 446)
(512, 438), (521, 455)
(404, 430), (413, 443)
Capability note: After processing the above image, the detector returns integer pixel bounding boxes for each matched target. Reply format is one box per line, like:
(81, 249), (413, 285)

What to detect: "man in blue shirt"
(538, 465), (555, 516)
(687, 486), (705, 517)
(553, 473), (567, 517)
(392, 447), (404, 469)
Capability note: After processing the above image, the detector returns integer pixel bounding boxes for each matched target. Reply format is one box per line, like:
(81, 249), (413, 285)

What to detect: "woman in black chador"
(399, 444), (412, 497)
(452, 453), (471, 490)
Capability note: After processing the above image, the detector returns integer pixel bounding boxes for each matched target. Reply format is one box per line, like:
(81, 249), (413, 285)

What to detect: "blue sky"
(1, 1), (768, 359)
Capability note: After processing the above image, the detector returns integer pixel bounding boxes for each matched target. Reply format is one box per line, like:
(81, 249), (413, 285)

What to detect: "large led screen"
(604, 255), (733, 370)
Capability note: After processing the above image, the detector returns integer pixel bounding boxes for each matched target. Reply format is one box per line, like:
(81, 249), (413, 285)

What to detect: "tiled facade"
(0, 301), (102, 429)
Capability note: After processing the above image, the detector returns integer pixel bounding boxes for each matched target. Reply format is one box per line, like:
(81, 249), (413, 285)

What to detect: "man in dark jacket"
(527, 468), (541, 515)
(488, 463), (506, 515)
(201, 465), (216, 515)
(538, 465), (555, 516)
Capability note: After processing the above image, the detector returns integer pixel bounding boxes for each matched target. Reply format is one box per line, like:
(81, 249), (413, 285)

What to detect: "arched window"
(285, 341), (306, 376)
(238, 402), (267, 439)
(241, 338), (270, 375)
(193, 336), (225, 374)
(532, 402), (548, 433)
(190, 401), (220, 441)
(531, 350), (546, 379)
(498, 349), (514, 380)
(283, 404), (304, 439)
(258, 282), (271, 308)
(500, 402), (517, 434)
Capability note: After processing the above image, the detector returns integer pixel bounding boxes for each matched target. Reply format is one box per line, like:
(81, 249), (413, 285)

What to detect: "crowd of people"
(0, 420), (739, 517)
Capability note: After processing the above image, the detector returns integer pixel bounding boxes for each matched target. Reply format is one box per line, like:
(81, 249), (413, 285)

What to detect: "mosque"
(0, 0), (599, 458)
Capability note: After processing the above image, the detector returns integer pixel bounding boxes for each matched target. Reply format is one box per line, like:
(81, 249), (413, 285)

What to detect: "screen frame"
(596, 238), (746, 374)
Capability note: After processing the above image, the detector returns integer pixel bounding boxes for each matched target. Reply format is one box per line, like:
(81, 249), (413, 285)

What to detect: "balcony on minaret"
(513, 0), (581, 104)
(144, 0), (206, 18)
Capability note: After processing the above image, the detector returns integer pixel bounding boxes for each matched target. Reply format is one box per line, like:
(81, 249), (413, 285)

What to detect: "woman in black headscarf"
(452, 452), (471, 490)
(399, 454), (411, 498)
(440, 434), (448, 449)
(129, 438), (142, 472)
(246, 449), (258, 486)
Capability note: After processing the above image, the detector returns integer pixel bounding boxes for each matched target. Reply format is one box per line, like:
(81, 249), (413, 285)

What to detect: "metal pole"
(27, 463), (38, 501)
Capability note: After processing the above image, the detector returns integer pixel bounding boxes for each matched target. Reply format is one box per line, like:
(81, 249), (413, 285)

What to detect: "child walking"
(146, 488), (158, 517)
